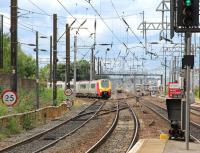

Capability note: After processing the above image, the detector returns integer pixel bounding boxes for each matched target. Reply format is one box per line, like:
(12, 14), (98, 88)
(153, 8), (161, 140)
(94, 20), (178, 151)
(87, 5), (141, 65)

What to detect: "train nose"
(102, 91), (108, 97)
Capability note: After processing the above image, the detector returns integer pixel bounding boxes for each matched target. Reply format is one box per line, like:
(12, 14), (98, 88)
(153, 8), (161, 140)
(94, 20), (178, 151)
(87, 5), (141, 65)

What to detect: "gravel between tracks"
(94, 105), (135, 153)
(0, 98), (92, 150)
(143, 96), (200, 125)
(41, 100), (116, 153)
(127, 98), (170, 139)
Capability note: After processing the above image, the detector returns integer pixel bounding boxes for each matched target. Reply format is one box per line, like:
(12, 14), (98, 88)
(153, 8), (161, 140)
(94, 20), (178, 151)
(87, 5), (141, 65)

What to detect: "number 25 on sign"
(1, 90), (18, 106)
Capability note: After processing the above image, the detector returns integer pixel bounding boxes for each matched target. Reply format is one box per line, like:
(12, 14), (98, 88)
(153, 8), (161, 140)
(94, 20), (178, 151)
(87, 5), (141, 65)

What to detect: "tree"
(40, 64), (49, 81)
(40, 59), (109, 82)
(1, 34), (36, 78)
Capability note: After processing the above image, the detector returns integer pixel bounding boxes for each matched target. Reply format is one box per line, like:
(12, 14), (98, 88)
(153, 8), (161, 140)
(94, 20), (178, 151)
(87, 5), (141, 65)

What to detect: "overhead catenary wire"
(3, 15), (49, 37)
(83, 0), (142, 66)
(56, 0), (93, 35)
(27, 0), (50, 16)
(110, 0), (145, 48)
(84, 0), (125, 47)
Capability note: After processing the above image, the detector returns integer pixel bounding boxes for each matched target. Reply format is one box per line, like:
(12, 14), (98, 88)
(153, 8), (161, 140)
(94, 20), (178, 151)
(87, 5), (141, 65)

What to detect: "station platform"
(129, 139), (200, 153)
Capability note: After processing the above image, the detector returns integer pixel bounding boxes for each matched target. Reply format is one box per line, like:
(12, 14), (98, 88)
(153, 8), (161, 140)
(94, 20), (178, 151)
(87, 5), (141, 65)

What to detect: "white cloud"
(0, 0), (175, 72)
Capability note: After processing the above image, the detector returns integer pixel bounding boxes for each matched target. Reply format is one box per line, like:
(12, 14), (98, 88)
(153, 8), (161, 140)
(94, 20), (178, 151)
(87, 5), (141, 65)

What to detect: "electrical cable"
(27, 0), (50, 16)
(57, 0), (93, 35)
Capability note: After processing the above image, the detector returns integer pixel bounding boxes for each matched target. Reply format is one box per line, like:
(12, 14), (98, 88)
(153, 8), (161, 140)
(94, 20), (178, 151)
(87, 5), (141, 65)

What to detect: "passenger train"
(47, 79), (112, 99)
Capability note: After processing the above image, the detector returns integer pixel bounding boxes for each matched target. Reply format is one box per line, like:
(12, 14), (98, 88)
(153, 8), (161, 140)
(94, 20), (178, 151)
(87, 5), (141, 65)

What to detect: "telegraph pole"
(97, 57), (100, 75)
(35, 31), (39, 109)
(93, 56), (96, 79)
(100, 59), (102, 78)
(10, 0), (18, 92)
(53, 14), (57, 106)
(0, 15), (3, 69)
(199, 37), (200, 99)
(90, 19), (96, 81)
(164, 57), (167, 94)
(73, 35), (77, 95)
(49, 36), (52, 88)
(66, 24), (70, 89)
(90, 48), (94, 81)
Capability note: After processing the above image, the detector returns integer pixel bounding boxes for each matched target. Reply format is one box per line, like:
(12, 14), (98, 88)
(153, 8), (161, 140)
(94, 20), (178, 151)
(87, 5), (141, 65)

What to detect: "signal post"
(170, 0), (199, 149)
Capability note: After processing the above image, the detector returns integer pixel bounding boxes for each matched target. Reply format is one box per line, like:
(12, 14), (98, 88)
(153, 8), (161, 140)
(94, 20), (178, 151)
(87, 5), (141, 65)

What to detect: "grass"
(23, 115), (35, 130)
(194, 87), (199, 98)
(0, 118), (21, 140)
(0, 132), (7, 140)
(6, 118), (21, 134)
(0, 87), (67, 140)
(0, 87), (66, 117)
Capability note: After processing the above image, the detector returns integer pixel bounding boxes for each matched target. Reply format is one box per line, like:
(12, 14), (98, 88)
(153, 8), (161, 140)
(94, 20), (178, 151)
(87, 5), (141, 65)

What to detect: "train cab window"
(101, 80), (109, 88)
(80, 84), (86, 89)
(91, 84), (95, 88)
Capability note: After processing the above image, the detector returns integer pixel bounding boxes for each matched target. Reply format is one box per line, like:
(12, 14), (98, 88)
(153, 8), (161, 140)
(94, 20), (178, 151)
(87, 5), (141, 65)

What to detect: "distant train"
(47, 79), (112, 99)
(116, 85), (123, 93)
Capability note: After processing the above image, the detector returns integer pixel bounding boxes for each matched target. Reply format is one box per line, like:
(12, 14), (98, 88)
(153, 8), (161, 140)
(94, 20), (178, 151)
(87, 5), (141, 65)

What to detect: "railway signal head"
(185, 0), (191, 6)
(177, 0), (199, 27)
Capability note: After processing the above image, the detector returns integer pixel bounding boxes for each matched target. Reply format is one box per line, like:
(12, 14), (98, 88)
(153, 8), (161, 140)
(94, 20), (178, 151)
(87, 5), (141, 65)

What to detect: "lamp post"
(20, 32), (47, 110)
(35, 31), (39, 109)
(34, 32), (48, 109)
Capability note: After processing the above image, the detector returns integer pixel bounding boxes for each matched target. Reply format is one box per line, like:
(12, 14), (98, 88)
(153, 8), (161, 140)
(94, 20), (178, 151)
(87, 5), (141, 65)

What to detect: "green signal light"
(185, 0), (191, 6)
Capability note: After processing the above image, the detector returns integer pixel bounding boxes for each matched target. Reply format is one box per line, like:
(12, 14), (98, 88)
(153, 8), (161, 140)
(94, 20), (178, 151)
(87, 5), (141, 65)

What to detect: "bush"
(6, 117), (21, 135)
(0, 106), (8, 116)
(194, 88), (199, 98)
(0, 132), (7, 140)
(23, 115), (34, 130)
(14, 89), (34, 113)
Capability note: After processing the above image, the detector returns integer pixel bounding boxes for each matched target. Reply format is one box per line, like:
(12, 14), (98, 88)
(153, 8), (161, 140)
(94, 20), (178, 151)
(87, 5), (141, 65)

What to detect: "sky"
(0, 0), (187, 75)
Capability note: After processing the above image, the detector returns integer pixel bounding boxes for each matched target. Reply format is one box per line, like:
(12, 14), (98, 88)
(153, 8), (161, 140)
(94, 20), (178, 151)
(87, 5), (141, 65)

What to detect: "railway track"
(86, 101), (139, 153)
(140, 100), (200, 142)
(0, 100), (105, 153)
(191, 106), (200, 116)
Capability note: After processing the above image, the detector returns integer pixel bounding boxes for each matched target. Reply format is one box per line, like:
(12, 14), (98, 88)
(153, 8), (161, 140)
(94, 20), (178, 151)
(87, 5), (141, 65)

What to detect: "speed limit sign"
(1, 90), (18, 106)
(64, 88), (73, 96)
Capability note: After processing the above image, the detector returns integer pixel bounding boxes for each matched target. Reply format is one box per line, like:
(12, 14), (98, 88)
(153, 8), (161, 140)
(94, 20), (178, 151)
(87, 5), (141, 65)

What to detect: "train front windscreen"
(101, 80), (109, 88)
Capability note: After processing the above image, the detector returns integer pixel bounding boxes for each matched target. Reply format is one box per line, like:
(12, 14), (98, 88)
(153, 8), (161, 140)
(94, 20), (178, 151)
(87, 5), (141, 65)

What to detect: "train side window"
(91, 84), (95, 88)
(80, 84), (86, 89)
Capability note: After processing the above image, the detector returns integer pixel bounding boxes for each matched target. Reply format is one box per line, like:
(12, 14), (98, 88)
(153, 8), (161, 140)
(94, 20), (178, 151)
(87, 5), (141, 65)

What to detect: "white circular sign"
(64, 88), (73, 96)
(65, 99), (73, 108)
(2, 90), (18, 106)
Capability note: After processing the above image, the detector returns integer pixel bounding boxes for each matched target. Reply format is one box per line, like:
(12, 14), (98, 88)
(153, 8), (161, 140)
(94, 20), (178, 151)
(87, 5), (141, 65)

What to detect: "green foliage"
(0, 117), (21, 139)
(0, 87), (66, 117)
(14, 89), (35, 113)
(40, 64), (50, 81)
(6, 117), (21, 134)
(57, 88), (65, 105)
(40, 58), (110, 82)
(1, 34), (36, 78)
(39, 88), (65, 106)
(2, 34), (11, 73)
(49, 60), (91, 81)
(0, 106), (8, 116)
(23, 115), (34, 130)
(76, 60), (90, 81)
(39, 88), (53, 105)
(0, 132), (7, 140)
(56, 64), (65, 81)
(194, 87), (199, 98)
